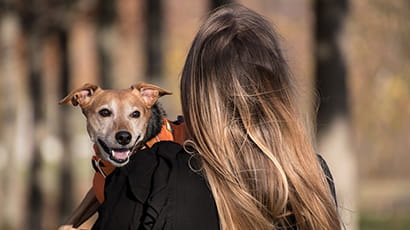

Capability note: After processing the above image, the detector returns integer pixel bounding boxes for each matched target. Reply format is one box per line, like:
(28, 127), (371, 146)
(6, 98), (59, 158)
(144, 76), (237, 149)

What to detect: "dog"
(59, 82), (172, 167)
(58, 82), (173, 229)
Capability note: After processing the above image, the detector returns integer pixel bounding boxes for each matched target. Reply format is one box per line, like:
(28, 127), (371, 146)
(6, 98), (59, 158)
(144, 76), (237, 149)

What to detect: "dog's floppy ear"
(59, 83), (99, 107)
(130, 82), (172, 108)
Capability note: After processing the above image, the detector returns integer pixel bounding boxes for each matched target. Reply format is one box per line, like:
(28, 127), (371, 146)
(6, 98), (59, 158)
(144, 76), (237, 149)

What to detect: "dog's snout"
(115, 131), (132, 145)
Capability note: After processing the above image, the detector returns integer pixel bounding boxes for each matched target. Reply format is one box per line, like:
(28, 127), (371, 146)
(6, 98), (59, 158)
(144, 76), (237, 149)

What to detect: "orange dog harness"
(92, 118), (186, 203)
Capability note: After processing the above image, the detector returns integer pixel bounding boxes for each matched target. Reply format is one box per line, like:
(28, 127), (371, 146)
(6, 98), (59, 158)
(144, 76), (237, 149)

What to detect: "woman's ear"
(59, 83), (99, 107)
(130, 82), (172, 108)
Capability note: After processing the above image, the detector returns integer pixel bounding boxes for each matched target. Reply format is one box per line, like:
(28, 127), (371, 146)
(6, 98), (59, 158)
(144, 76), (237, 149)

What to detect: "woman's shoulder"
(151, 141), (208, 189)
(150, 141), (199, 167)
(149, 141), (219, 229)
(152, 141), (187, 160)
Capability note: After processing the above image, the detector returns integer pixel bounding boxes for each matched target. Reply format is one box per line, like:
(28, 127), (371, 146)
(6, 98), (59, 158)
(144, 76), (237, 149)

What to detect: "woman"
(93, 4), (341, 230)
(180, 4), (341, 230)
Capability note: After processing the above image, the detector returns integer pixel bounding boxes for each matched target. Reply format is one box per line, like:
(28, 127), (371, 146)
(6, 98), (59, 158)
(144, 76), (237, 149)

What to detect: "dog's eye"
(131, 110), (140, 118)
(99, 109), (112, 117)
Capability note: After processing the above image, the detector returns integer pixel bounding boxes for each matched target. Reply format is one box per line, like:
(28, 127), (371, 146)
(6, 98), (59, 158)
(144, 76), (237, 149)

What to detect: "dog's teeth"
(111, 150), (116, 157)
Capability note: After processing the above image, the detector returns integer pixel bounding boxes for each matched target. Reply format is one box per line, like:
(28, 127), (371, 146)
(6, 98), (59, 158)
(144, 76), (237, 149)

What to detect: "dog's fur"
(58, 82), (171, 229)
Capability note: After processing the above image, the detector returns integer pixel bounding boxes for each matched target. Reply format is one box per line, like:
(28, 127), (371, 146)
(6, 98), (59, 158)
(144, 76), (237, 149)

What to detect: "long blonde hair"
(180, 4), (341, 230)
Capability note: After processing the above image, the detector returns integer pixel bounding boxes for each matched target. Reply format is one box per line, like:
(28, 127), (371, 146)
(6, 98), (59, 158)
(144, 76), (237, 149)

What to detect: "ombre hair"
(180, 4), (341, 230)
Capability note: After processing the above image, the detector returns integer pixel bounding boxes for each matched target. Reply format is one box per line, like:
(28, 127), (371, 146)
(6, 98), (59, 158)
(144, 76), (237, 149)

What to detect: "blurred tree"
(57, 29), (74, 225)
(27, 55), (44, 230)
(145, 0), (163, 80)
(62, 0), (100, 223)
(314, 0), (349, 123)
(0, 6), (28, 230)
(210, 0), (233, 9)
(15, 1), (46, 229)
(313, 0), (357, 229)
(97, 0), (116, 88)
(11, 0), (82, 228)
(111, 0), (143, 88)
(41, 29), (69, 229)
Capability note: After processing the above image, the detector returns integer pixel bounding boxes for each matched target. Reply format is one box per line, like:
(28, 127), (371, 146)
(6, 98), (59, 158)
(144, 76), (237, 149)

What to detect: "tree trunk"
(58, 28), (75, 224)
(96, 0), (116, 88)
(110, 0), (144, 88)
(0, 12), (31, 230)
(209, 0), (233, 9)
(60, 4), (100, 223)
(313, 0), (358, 229)
(145, 0), (163, 81)
(27, 35), (45, 230)
(41, 33), (64, 230)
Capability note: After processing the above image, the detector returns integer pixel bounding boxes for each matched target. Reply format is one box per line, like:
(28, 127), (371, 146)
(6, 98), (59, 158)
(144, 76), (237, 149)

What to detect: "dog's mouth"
(97, 138), (139, 164)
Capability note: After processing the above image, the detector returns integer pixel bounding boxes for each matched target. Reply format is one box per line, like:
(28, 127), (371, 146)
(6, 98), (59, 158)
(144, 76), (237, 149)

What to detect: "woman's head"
(181, 4), (340, 230)
(181, 5), (294, 138)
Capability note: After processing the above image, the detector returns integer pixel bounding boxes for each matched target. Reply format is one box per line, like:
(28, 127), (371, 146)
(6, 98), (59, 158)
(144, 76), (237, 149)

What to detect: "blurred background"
(0, 0), (409, 229)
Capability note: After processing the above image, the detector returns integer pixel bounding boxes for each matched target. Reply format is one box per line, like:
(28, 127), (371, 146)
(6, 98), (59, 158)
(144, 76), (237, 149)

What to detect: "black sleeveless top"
(92, 141), (336, 230)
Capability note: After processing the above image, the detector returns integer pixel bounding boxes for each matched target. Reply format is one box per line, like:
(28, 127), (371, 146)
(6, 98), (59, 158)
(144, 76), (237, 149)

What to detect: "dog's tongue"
(111, 150), (130, 160)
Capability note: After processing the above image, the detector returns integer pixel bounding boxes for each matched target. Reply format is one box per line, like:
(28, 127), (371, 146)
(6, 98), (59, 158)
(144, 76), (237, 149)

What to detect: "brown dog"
(58, 82), (172, 229)
(60, 82), (171, 166)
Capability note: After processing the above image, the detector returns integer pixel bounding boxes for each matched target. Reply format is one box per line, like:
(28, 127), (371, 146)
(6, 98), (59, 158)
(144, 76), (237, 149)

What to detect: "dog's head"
(60, 82), (172, 167)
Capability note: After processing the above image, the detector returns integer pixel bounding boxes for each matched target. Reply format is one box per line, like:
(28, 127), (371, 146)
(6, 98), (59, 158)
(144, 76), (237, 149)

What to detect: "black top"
(92, 141), (219, 230)
(92, 141), (336, 230)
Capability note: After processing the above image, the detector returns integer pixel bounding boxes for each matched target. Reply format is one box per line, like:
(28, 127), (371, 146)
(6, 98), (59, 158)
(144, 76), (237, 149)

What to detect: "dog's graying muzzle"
(115, 131), (132, 145)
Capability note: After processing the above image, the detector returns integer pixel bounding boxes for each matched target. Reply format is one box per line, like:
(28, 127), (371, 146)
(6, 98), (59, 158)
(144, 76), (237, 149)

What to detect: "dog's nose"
(115, 131), (132, 145)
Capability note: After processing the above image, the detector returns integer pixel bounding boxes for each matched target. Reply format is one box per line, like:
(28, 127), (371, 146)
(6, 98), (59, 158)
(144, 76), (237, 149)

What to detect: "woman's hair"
(180, 4), (341, 230)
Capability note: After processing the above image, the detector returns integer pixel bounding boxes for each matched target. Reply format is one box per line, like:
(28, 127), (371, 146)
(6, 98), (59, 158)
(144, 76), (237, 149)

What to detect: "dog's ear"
(130, 82), (172, 108)
(59, 83), (99, 107)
